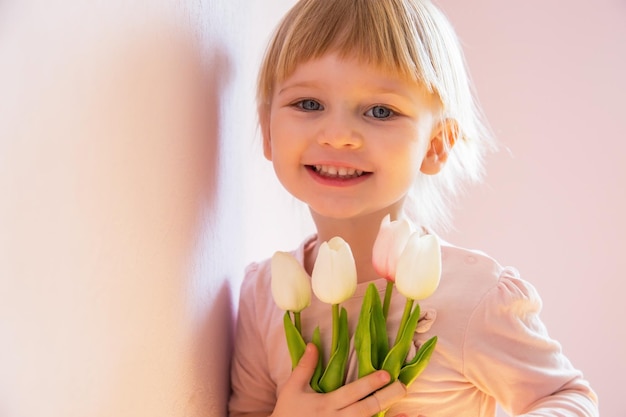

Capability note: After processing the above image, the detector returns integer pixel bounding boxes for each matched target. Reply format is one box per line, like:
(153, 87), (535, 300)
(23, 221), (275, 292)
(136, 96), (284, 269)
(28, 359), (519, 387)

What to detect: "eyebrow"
(277, 81), (322, 95)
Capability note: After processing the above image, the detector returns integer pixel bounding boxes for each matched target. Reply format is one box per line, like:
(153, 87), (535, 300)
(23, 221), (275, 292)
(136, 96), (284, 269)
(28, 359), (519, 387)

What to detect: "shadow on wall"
(0, 5), (238, 417)
(193, 282), (235, 415)
(186, 40), (238, 416)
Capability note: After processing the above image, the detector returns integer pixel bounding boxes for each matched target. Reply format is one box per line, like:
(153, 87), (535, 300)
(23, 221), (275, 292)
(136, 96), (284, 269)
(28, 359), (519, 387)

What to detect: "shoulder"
(238, 256), (275, 312)
(434, 240), (539, 313)
(240, 258), (271, 295)
(437, 239), (543, 321)
(427, 240), (546, 348)
(438, 241), (507, 293)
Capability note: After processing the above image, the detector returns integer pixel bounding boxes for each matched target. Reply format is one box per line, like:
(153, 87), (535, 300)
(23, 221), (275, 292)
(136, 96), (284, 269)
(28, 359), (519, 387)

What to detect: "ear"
(259, 106), (273, 161)
(420, 118), (458, 175)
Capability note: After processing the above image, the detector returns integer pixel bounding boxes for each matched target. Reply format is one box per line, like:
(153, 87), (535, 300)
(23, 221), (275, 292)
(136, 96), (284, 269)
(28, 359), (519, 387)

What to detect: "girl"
(229, 1), (599, 416)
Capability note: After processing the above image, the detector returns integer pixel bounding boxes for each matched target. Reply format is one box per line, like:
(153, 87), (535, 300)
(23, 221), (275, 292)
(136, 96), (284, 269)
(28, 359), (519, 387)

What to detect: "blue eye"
(367, 106), (393, 119)
(297, 99), (322, 111)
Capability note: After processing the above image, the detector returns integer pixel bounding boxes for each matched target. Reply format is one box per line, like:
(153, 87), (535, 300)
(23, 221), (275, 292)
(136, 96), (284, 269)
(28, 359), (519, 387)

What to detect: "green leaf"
(381, 302), (421, 381)
(283, 311), (306, 369)
(355, 284), (389, 377)
(370, 285), (389, 368)
(319, 307), (349, 392)
(310, 327), (323, 393)
(398, 336), (437, 387)
(355, 284), (377, 378)
(382, 280), (394, 320)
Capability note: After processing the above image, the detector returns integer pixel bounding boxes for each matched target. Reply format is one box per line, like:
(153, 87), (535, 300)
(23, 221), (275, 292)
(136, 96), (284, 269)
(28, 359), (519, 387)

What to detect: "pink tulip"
(372, 214), (412, 281)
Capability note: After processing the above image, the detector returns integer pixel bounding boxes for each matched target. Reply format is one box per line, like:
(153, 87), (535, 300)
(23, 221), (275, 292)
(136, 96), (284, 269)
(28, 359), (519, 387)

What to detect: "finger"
(351, 380), (407, 417)
(286, 343), (319, 391)
(330, 370), (390, 408)
(371, 381), (406, 412)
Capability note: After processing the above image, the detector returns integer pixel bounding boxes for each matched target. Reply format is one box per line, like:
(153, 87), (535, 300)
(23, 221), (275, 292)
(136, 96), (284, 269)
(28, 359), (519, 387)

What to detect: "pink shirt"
(229, 236), (598, 416)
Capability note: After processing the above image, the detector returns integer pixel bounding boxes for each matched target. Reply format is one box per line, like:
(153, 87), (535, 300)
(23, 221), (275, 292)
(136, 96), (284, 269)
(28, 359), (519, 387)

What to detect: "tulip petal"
(372, 214), (412, 281)
(311, 237), (357, 305)
(271, 251), (311, 312)
(395, 234), (441, 301)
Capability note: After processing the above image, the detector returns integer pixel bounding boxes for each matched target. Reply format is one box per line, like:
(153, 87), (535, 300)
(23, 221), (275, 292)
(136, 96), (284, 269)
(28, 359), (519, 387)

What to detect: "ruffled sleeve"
(462, 267), (599, 416)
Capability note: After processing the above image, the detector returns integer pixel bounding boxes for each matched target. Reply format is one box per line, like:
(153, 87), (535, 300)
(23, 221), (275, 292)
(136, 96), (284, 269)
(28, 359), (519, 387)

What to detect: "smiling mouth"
(307, 164), (370, 179)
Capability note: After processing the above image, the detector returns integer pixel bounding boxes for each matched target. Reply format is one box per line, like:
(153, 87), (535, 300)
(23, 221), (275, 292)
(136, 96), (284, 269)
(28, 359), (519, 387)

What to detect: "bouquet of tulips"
(271, 215), (440, 413)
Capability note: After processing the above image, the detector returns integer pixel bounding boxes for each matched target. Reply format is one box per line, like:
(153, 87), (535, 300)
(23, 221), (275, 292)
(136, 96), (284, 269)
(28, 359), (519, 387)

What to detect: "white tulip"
(372, 214), (413, 281)
(395, 233), (441, 300)
(271, 251), (311, 312)
(311, 237), (357, 305)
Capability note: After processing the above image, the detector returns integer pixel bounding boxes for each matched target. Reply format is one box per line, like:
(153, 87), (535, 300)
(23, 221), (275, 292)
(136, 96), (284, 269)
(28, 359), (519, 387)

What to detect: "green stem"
(331, 304), (339, 354)
(394, 298), (414, 346)
(294, 311), (302, 336)
(382, 281), (394, 320)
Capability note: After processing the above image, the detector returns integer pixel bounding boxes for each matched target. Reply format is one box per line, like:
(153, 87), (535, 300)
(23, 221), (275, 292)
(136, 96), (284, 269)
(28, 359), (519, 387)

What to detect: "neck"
(305, 209), (404, 284)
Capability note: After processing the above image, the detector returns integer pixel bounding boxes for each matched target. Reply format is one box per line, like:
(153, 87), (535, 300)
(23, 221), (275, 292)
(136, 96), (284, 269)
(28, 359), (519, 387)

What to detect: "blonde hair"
(257, 0), (495, 231)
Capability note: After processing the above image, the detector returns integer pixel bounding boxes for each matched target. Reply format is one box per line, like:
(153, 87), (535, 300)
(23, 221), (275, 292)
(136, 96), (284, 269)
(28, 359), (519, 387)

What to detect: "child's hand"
(271, 343), (407, 417)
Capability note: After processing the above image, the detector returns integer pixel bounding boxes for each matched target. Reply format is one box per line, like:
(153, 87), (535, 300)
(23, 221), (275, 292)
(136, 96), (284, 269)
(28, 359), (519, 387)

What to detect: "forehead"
(279, 52), (409, 87)
(277, 50), (418, 88)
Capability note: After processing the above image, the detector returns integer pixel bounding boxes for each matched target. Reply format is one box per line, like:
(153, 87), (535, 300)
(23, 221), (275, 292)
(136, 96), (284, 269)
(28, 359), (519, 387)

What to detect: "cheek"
(385, 143), (427, 189)
(267, 123), (303, 178)
(269, 127), (295, 158)
(270, 112), (298, 145)
(379, 136), (426, 167)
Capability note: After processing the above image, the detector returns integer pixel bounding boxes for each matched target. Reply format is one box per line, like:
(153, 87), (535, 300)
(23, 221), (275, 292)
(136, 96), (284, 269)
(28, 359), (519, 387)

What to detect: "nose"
(318, 113), (363, 149)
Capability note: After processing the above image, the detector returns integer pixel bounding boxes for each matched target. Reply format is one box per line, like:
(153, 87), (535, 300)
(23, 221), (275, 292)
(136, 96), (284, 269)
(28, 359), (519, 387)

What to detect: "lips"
(308, 164), (369, 179)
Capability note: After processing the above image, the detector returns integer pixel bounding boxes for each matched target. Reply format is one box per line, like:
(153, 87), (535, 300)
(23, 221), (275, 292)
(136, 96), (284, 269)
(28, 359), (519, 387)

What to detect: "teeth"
(314, 165), (364, 179)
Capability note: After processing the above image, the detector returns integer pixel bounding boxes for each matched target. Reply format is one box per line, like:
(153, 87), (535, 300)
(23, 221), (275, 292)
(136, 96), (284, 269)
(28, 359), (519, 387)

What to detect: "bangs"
(259, 0), (442, 107)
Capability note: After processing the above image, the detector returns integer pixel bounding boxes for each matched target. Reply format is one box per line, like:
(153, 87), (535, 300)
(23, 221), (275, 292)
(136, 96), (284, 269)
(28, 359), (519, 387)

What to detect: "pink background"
(438, 2), (625, 415)
(1, 0), (623, 416)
